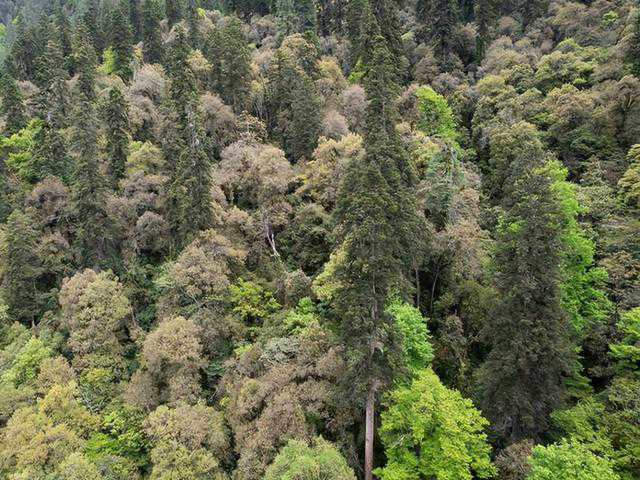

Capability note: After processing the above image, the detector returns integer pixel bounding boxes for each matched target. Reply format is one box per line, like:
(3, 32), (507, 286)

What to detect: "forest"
(0, 0), (639, 479)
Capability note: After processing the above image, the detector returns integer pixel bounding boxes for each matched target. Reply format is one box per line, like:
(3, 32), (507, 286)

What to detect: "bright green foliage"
(386, 300), (433, 375)
(142, 0), (164, 63)
(544, 161), (611, 332)
(2, 119), (39, 182)
(230, 278), (280, 324)
(610, 308), (640, 376)
(527, 442), (619, 480)
(284, 297), (320, 334)
(265, 437), (356, 480)
(104, 87), (130, 187)
(1, 337), (51, 387)
(415, 85), (457, 140)
(0, 71), (26, 135)
(377, 368), (495, 480)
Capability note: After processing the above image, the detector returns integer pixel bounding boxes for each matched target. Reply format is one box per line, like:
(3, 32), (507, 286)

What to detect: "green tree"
(416, 0), (459, 69)
(331, 8), (422, 480)
(110, 4), (134, 81)
(610, 308), (640, 376)
(478, 158), (575, 444)
(475, 0), (500, 61)
(387, 300), (434, 376)
(527, 442), (619, 480)
(1, 209), (44, 326)
(104, 87), (130, 187)
(265, 438), (356, 480)
(376, 368), (495, 480)
(141, 0), (163, 64)
(0, 71), (26, 135)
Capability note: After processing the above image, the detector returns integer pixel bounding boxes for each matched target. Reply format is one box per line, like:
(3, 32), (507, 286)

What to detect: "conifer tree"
(166, 0), (185, 26)
(110, 4), (134, 81)
(0, 70), (27, 135)
(1, 209), (44, 326)
(332, 7), (421, 480)
(205, 16), (251, 111)
(165, 27), (213, 247)
(627, 11), (640, 77)
(129, 0), (143, 41)
(478, 158), (575, 445)
(475, 0), (500, 61)
(141, 0), (164, 64)
(104, 87), (130, 187)
(71, 38), (113, 269)
(37, 36), (68, 128)
(73, 21), (98, 102)
(54, 6), (73, 72)
(416, 0), (459, 69)
(187, 0), (201, 47)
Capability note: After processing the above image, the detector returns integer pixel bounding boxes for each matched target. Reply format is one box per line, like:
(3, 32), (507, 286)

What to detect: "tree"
(110, 4), (134, 81)
(141, 0), (163, 64)
(610, 307), (640, 376)
(166, 0), (185, 26)
(205, 16), (252, 111)
(376, 369), (495, 480)
(104, 87), (130, 187)
(1, 209), (44, 326)
(478, 158), (575, 445)
(0, 70), (26, 135)
(527, 442), (619, 480)
(265, 438), (356, 480)
(416, 0), (460, 69)
(275, 0), (317, 37)
(331, 8), (421, 480)
(165, 27), (214, 247)
(475, 0), (500, 61)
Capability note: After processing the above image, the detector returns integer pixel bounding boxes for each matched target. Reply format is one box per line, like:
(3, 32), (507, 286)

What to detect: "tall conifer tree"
(0, 71), (26, 135)
(332, 5), (421, 480)
(141, 0), (164, 64)
(104, 87), (130, 187)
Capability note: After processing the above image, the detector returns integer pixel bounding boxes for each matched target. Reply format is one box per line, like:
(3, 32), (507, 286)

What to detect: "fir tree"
(417, 0), (459, 70)
(141, 0), (164, 64)
(73, 21), (98, 102)
(478, 159), (575, 445)
(475, 0), (500, 61)
(1, 209), (44, 326)
(54, 5), (73, 73)
(0, 70), (27, 135)
(165, 27), (213, 247)
(36, 36), (68, 128)
(187, 0), (201, 47)
(110, 4), (134, 81)
(104, 87), (130, 187)
(332, 7), (421, 480)
(129, 0), (143, 41)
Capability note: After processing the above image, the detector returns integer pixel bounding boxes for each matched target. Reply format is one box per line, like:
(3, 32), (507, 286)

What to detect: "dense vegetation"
(0, 0), (639, 479)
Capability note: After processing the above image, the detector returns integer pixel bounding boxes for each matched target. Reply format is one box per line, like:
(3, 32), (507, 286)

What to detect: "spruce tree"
(36, 36), (68, 128)
(71, 38), (113, 269)
(475, 0), (500, 61)
(166, 0), (185, 26)
(141, 0), (164, 64)
(110, 4), (134, 81)
(1, 209), (44, 326)
(0, 70), (27, 135)
(332, 7), (421, 480)
(187, 0), (201, 47)
(478, 158), (575, 445)
(73, 21), (98, 102)
(129, 0), (143, 41)
(165, 27), (213, 247)
(54, 5), (73, 72)
(417, 0), (459, 69)
(104, 87), (130, 187)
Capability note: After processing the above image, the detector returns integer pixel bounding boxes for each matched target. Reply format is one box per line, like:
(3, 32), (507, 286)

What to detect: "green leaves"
(527, 442), (619, 480)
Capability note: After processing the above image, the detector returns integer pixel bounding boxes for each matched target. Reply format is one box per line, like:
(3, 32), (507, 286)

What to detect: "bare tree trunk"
(365, 382), (376, 480)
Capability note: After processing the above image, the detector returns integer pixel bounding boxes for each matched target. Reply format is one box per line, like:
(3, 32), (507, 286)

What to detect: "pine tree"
(110, 4), (134, 81)
(104, 87), (130, 187)
(1, 209), (44, 326)
(478, 158), (575, 445)
(165, 27), (213, 247)
(0, 70), (27, 135)
(141, 0), (164, 64)
(332, 7), (421, 480)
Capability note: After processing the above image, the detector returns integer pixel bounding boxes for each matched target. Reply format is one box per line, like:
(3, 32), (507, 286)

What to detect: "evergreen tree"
(110, 4), (134, 81)
(475, 0), (500, 61)
(1, 209), (44, 326)
(478, 158), (575, 445)
(129, 0), (143, 41)
(36, 36), (68, 128)
(332, 7), (421, 480)
(82, 0), (106, 55)
(104, 87), (130, 187)
(31, 120), (72, 182)
(141, 0), (163, 64)
(73, 21), (98, 102)
(0, 71), (26, 135)
(187, 0), (201, 47)
(627, 11), (640, 77)
(165, 27), (213, 247)
(54, 5), (73, 73)
(206, 16), (252, 111)
(276, 0), (317, 37)
(166, 0), (185, 26)
(416, 0), (459, 70)
(71, 41), (112, 269)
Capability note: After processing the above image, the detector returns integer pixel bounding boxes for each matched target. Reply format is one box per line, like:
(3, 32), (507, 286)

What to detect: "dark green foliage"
(276, 0), (317, 37)
(475, 0), (500, 61)
(417, 0), (459, 68)
(109, 4), (134, 81)
(141, 0), (163, 63)
(1, 209), (44, 325)
(166, 0), (185, 25)
(628, 11), (640, 77)
(479, 159), (575, 445)
(104, 87), (130, 187)
(205, 16), (252, 111)
(0, 71), (26, 135)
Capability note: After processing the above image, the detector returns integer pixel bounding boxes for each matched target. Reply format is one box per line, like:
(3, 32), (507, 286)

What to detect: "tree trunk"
(365, 382), (376, 480)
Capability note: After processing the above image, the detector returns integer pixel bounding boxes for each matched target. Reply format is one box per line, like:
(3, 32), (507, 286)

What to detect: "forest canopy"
(0, 0), (639, 479)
